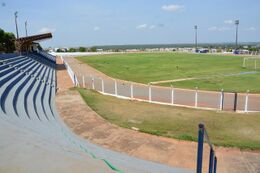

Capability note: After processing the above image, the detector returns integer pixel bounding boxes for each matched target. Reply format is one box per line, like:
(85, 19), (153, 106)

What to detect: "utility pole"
(25, 20), (28, 37)
(14, 11), (19, 38)
(194, 25), (198, 52)
(235, 20), (239, 50)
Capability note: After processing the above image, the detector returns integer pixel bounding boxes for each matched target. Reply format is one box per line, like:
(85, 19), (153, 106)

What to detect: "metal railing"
(196, 123), (217, 173)
(60, 56), (79, 86)
(38, 51), (56, 63)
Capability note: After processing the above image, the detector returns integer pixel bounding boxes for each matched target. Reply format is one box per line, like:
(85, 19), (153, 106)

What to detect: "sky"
(0, 0), (259, 47)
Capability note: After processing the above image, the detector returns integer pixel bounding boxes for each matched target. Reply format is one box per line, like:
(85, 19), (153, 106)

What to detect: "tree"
(0, 28), (15, 53)
(56, 48), (63, 52)
(79, 47), (86, 52)
(90, 46), (97, 52)
(68, 48), (76, 52)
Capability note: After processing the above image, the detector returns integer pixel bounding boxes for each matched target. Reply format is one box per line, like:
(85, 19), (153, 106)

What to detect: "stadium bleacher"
(0, 52), (193, 173)
(0, 53), (56, 120)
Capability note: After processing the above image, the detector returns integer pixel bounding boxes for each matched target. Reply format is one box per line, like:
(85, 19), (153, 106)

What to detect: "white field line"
(150, 78), (196, 84)
(150, 71), (260, 85)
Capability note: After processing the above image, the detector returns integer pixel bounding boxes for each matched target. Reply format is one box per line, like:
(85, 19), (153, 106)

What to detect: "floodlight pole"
(25, 20), (28, 37)
(14, 11), (19, 38)
(194, 25), (198, 51)
(235, 20), (239, 50)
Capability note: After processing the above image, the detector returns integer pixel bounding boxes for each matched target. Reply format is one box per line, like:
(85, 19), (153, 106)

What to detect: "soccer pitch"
(76, 52), (260, 93)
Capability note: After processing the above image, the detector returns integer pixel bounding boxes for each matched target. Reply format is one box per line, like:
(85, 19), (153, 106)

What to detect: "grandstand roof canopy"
(15, 33), (52, 52)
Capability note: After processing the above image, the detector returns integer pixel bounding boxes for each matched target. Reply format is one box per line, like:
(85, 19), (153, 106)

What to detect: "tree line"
(56, 46), (97, 52)
(0, 28), (15, 53)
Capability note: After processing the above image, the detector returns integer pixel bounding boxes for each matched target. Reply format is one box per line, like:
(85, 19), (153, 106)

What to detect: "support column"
(114, 80), (118, 96)
(244, 90), (250, 113)
(130, 83), (134, 100)
(91, 76), (95, 90)
(195, 87), (198, 108)
(149, 83), (152, 102)
(171, 85), (175, 105)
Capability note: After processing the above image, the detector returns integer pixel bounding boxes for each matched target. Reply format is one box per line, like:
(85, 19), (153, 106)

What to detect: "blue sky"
(0, 0), (259, 47)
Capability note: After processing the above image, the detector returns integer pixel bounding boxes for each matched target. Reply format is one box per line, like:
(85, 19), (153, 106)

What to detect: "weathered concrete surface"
(56, 89), (260, 173)
(0, 56), (193, 173)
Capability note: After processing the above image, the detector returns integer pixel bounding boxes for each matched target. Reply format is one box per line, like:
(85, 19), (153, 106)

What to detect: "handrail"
(38, 51), (56, 63)
(60, 56), (79, 86)
(196, 123), (217, 173)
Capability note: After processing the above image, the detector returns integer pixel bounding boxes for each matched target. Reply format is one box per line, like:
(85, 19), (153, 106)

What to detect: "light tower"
(194, 25), (198, 52)
(25, 20), (28, 37)
(14, 11), (19, 38)
(235, 20), (239, 50)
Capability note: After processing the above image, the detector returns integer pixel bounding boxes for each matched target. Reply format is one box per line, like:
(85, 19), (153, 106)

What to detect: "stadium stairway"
(0, 53), (193, 173)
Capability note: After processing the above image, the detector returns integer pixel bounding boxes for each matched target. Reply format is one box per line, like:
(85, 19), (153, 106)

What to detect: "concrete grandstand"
(0, 36), (194, 172)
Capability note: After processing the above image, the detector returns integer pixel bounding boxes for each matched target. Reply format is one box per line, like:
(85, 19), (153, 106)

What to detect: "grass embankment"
(77, 88), (260, 150)
(76, 53), (260, 93)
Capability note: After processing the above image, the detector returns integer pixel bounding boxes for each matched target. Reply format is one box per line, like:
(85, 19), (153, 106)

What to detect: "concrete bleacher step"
(1, 61), (39, 116)
(29, 66), (48, 121)
(13, 63), (42, 117)
(23, 65), (45, 120)
(0, 58), (31, 78)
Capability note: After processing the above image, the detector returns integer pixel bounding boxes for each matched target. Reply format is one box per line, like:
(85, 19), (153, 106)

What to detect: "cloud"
(93, 26), (100, 31)
(149, 25), (156, 30)
(224, 20), (233, 24)
(136, 24), (148, 30)
(246, 27), (256, 31)
(38, 27), (56, 34)
(218, 27), (232, 31)
(208, 26), (232, 31)
(162, 4), (185, 12)
(136, 24), (157, 30)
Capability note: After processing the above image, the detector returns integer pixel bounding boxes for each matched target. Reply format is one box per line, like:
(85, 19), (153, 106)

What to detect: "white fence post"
(219, 89), (224, 110)
(244, 90), (250, 113)
(101, 78), (104, 93)
(171, 85), (175, 105)
(130, 83), (134, 99)
(149, 83), (152, 102)
(195, 87), (198, 108)
(114, 80), (118, 96)
(82, 75), (85, 88)
(91, 76), (95, 90)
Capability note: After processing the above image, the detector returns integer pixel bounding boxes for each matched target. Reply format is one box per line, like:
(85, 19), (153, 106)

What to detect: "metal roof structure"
(15, 33), (52, 52)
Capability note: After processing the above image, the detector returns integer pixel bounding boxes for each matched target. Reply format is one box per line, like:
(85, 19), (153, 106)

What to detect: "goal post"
(243, 57), (260, 70)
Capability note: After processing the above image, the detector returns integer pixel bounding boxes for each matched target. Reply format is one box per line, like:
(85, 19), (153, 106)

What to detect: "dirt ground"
(56, 56), (260, 173)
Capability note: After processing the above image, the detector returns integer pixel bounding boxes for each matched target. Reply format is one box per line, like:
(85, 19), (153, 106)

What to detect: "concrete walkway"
(57, 88), (260, 173)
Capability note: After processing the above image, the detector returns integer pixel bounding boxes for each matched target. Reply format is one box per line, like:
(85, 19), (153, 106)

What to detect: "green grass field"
(76, 52), (260, 93)
(160, 73), (260, 93)
(77, 88), (260, 150)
